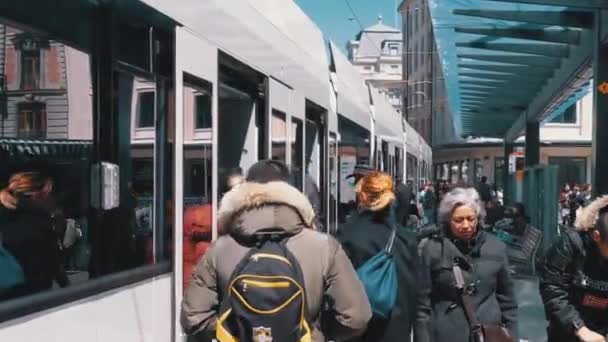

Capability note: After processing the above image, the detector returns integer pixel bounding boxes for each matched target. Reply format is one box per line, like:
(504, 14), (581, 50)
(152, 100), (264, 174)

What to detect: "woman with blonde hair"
(0, 170), (64, 299)
(338, 171), (419, 342)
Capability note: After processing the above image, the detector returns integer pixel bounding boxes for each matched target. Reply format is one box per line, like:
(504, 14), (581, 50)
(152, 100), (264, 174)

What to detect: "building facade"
(347, 16), (403, 113)
(399, 0), (459, 147)
(433, 94), (594, 189)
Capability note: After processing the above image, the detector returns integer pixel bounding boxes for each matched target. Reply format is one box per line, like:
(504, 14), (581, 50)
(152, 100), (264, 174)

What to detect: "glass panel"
(549, 103), (577, 124)
(474, 159), (482, 184)
(113, 72), (157, 270)
(548, 157), (587, 188)
(182, 77), (214, 291)
(218, 81), (257, 176)
(20, 50), (40, 90)
(271, 110), (287, 163)
(495, 157), (505, 191)
(291, 117), (303, 191)
(195, 91), (212, 129)
(137, 91), (155, 128)
(451, 162), (459, 184)
(0, 20), (95, 300)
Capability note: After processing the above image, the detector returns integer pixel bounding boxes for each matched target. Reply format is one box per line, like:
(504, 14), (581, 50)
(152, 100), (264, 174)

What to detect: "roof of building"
(353, 16), (401, 58)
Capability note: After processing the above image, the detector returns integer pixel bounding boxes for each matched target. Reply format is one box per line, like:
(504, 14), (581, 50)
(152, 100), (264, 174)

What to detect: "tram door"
(175, 28), (219, 341)
(305, 100), (328, 231)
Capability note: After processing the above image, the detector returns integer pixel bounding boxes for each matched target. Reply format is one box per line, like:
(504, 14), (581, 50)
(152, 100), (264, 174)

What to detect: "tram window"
(218, 81), (257, 174)
(109, 72), (160, 272)
(495, 157), (505, 190)
(291, 118), (304, 190)
(271, 110), (287, 163)
(0, 21), (96, 300)
(183, 78), (214, 291)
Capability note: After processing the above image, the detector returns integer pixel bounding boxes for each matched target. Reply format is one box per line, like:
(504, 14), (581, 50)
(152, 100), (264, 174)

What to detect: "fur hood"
(217, 181), (317, 235)
(574, 195), (608, 232)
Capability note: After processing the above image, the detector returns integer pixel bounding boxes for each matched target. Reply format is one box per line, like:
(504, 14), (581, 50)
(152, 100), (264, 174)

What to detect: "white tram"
(0, 1), (431, 340)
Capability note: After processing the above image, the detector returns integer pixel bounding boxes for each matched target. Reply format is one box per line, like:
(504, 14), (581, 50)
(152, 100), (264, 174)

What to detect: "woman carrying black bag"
(415, 188), (518, 342)
(337, 171), (419, 342)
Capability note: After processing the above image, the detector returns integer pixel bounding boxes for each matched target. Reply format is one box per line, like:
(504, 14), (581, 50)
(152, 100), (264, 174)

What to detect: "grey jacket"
(181, 181), (372, 341)
(415, 231), (518, 342)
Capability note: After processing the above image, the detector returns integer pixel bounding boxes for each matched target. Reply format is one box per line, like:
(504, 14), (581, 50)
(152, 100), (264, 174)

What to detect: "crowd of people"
(178, 161), (608, 341)
(2, 159), (608, 341)
(560, 183), (594, 226)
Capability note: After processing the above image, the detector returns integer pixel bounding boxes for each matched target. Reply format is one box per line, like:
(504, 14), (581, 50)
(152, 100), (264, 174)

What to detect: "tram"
(0, 1), (431, 340)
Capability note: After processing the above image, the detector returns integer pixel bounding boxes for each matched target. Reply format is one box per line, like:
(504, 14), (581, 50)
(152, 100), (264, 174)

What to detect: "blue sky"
(295, 0), (402, 53)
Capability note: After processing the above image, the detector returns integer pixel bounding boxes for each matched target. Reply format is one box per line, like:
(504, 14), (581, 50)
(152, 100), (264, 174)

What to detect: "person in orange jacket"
(182, 204), (212, 289)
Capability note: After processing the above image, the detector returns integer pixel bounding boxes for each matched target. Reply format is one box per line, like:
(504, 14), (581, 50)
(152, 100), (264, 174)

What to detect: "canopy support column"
(592, 11), (608, 196)
(525, 121), (540, 167)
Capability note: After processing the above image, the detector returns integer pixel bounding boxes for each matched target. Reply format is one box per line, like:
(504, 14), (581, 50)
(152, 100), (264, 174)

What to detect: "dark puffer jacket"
(415, 230), (518, 342)
(540, 229), (608, 341)
(337, 209), (419, 342)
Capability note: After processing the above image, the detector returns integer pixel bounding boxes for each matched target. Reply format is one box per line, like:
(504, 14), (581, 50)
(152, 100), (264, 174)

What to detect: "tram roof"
(370, 85), (403, 140)
(328, 41), (372, 130)
(143, 0), (332, 110)
(428, 0), (607, 141)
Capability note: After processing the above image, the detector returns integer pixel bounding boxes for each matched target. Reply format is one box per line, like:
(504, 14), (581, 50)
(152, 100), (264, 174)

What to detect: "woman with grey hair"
(415, 187), (518, 342)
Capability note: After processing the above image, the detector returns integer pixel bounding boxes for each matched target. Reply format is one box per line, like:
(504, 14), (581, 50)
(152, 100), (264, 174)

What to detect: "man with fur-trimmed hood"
(541, 196), (608, 342)
(181, 160), (372, 341)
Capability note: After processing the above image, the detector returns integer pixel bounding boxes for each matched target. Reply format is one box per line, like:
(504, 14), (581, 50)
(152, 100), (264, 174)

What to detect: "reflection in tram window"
(137, 91), (155, 128)
(183, 77), (213, 290)
(0, 21), (94, 299)
(195, 91), (212, 129)
(291, 118), (304, 190)
(218, 82), (257, 174)
(271, 110), (287, 163)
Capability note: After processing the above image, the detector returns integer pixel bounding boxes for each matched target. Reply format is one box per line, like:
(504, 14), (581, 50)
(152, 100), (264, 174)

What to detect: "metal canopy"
(429, 0), (595, 138)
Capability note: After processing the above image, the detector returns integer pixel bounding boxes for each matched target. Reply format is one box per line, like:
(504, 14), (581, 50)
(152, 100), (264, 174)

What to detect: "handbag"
(355, 222), (398, 319)
(452, 259), (514, 342)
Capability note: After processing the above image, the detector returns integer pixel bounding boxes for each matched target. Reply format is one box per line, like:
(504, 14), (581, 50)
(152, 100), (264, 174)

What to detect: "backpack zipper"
(250, 253), (292, 265)
(242, 279), (291, 288)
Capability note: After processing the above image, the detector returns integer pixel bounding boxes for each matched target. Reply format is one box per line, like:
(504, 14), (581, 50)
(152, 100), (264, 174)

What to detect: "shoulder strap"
(384, 204), (399, 254)
(452, 263), (483, 332)
(385, 225), (397, 253)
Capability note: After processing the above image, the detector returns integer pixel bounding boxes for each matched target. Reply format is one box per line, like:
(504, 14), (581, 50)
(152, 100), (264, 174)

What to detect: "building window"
(18, 102), (46, 138)
(364, 65), (372, 71)
(137, 91), (155, 128)
(20, 49), (41, 90)
(391, 64), (399, 69)
(195, 92), (212, 129)
(549, 103), (577, 124)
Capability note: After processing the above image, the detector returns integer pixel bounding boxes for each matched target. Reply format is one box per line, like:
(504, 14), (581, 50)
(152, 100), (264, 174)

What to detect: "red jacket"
(182, 204), (212, 289)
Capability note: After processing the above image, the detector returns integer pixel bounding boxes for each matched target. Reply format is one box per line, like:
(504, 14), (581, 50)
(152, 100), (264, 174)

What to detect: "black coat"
(415, 230), (518, 342)
(395, 183), (414, 225)
(337, 209), (418, 342)
(540, 230), (608, 341)
(0, 201), (62, 300)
